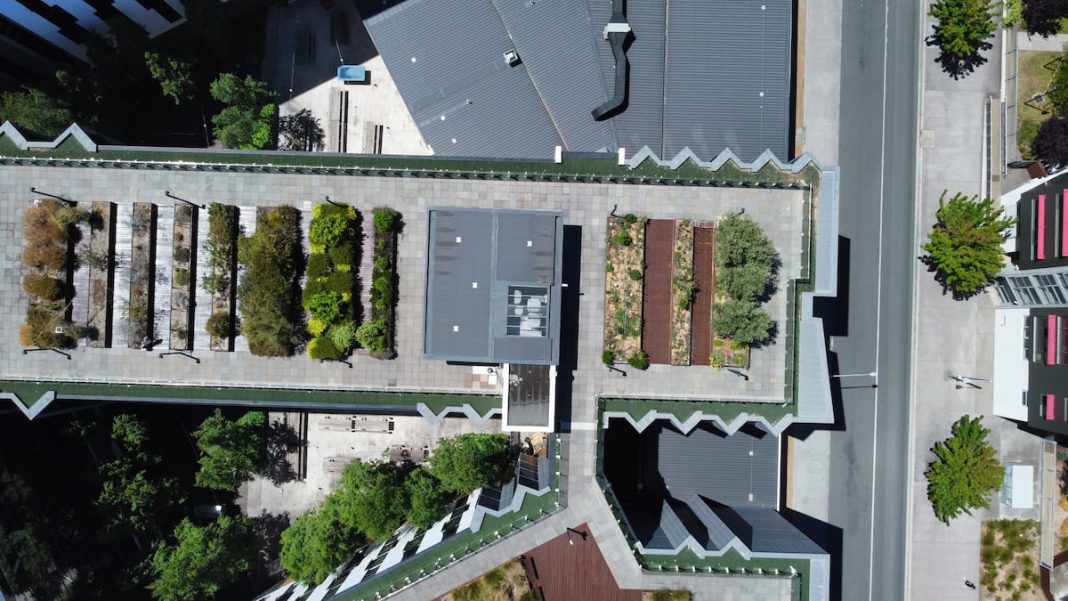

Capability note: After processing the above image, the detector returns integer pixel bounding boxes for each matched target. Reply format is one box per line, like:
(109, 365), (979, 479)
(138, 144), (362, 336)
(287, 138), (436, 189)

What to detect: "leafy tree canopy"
(96, 459), (183, 535)
(144, 52), (195, 105)
(924, 415), (1005, 524)
(209, 74), (276, 149)
(191, 409), (266, 491)
(921, 191), (1016, 297)
(336, 460), (408, 542)
(0, 88), (72, 136)
(1022, 0), (1068, 38)
(405, 467), (450, 529)
(714, 214), (777, 269)
(280, 496), (362, 584)
(428, 433), (511, 494)
(712, 299), (774, 345)
(927, 0), (997, 79)
(146, 515), (256, 601)
(718, 262), (773, 302)
(1032, 107), (1068, 168)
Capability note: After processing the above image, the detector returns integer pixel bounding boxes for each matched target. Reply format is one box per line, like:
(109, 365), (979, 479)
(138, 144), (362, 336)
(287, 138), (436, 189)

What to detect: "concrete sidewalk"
(1017, 31), (1068, 52)
(907, 10), (1043, 601)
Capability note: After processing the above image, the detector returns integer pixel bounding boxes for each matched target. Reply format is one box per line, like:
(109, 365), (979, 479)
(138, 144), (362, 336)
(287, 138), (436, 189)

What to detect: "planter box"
(169, 204), (197, 350)
(206, 203), (239, 351)
(366, 210), (398, 359)
(127, 203), (156, 348)
(670, 220), (694, 366)
(87, 201), (115, 348)
(602, 215), (646, 363)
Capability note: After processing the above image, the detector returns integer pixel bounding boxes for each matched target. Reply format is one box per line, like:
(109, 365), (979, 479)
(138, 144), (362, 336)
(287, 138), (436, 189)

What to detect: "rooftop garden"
(711, 214), (778, 368)
(304, 202), (361, 360)
(603, 213), (647, 369)
(20, 200), (85, 349)
(237, 206), (305, 357)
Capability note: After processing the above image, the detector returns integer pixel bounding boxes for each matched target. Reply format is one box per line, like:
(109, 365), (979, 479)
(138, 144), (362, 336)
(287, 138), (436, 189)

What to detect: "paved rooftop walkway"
(0, 165), (804, 405)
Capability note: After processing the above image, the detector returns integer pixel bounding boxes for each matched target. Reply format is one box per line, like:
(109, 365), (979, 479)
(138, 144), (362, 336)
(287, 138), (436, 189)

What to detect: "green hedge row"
(237, 206), (305, 356)
(304, 203), (360, 360)
(358, 208), (398, 359)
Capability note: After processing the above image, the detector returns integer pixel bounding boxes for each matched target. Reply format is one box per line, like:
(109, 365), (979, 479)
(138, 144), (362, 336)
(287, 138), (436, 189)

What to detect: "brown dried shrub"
(22, 242), (67, 271)
(22, 273), (64, 300)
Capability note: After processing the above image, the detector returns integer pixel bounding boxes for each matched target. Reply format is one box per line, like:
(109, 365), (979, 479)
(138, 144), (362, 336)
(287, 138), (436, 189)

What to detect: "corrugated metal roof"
(655, 422), (778, 508)
(364, 0), (563, 158)
(588, 0), (669, 155)
(491, 0), (618, 152)
(662, 0), (792, 160)
(732, 507), (825, 554)
(361, 0), (792, 161)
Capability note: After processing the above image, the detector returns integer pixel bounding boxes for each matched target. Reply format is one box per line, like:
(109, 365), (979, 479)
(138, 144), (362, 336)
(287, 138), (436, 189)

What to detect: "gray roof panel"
(655, 422), (778, 508)
(733, 507), (825, 554)
(364, 0), (563, 158)
(662, 0), (792, 160)
(424, 209), (563, 364)
(491, 0), (617, 152)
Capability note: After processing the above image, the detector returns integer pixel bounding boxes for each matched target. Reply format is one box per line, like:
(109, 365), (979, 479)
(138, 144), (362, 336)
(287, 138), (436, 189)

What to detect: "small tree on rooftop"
(924, 415), (1005, 524)
(712, 299), (774, 346)
(280, 496), (362, 585)
(405, 467), (450, 530)
(921, 191), (1016, 298)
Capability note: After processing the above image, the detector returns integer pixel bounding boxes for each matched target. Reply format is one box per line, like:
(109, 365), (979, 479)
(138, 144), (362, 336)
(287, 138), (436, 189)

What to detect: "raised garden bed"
(203, 203), (240, 351)
(602, 214), (646, 367)
(20, 199), (81, 348)
(670, 220), (694, 366)
(356, 208), (399, 359)
(709, 214), (777, 369)
(238, 205), (305, 357)
(979, 519), (1041, 600)
(169, 204), (197, 350)
(304, 202), (361, 360)
(127, 203), (157, 348)
(86, 201), (115, 348)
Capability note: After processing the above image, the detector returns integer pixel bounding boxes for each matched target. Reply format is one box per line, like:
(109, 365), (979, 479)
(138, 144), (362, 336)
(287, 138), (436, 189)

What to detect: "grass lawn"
(1017, 50), (1062, 159)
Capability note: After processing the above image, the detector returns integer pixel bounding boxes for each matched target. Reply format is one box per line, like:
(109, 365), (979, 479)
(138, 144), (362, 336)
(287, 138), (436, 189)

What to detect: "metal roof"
(654, 422), (778, 508)
(424, 208), (563, 364)
(361, 0), (792, 161)
(363, 0), (563, 158)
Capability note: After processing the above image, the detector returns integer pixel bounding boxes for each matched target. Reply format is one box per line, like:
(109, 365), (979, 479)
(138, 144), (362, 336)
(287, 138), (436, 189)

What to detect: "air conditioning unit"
(503, 49), (520, 66)
(53, 326), (64, 334)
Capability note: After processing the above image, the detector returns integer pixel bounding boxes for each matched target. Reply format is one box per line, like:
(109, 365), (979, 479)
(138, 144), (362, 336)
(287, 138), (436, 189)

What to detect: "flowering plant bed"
(357, 208), (399, 359)
(203, 203), (239, 351)
(127, 202), (157, 348)
(670, 220), (694, 365)
(602, 214), (646, 365)
(20, 199), (80, 348)
(304, 202), (361, 360)
(238, 206), (305, 357)
(86, 201), (115, 348)
(169, 204), (197, 350)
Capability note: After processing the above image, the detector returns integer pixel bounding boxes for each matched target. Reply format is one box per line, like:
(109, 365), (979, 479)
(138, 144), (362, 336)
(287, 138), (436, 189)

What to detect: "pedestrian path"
(1017, 31), (1068, 52)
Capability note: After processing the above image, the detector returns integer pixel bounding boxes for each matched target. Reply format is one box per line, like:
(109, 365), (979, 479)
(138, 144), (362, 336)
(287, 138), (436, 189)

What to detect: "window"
(1026, 316), (1043, 362)
(994, 279), (1017, 305)
(1060, 316), (1068, 363)
(1011, 276), (1042, 305)
(506, 286), (548, 337)
(1037, 274), (1067, 304)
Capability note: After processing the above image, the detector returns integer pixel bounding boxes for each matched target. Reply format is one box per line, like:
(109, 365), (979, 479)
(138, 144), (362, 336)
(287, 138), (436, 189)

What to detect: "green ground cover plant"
(357, 208), (398, 358)
(304, 203), (360, 360)
(237, 206), (304, 356)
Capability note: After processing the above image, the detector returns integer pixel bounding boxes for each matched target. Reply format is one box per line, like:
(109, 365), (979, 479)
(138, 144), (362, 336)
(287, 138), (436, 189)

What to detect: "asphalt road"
(826, 0), (922, 599)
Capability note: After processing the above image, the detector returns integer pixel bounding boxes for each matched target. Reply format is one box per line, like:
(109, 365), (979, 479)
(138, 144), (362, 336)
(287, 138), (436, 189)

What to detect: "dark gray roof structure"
(605, 418), (821, 556)
(424, 208), (563, 365)
(361, 0), (792, 161)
